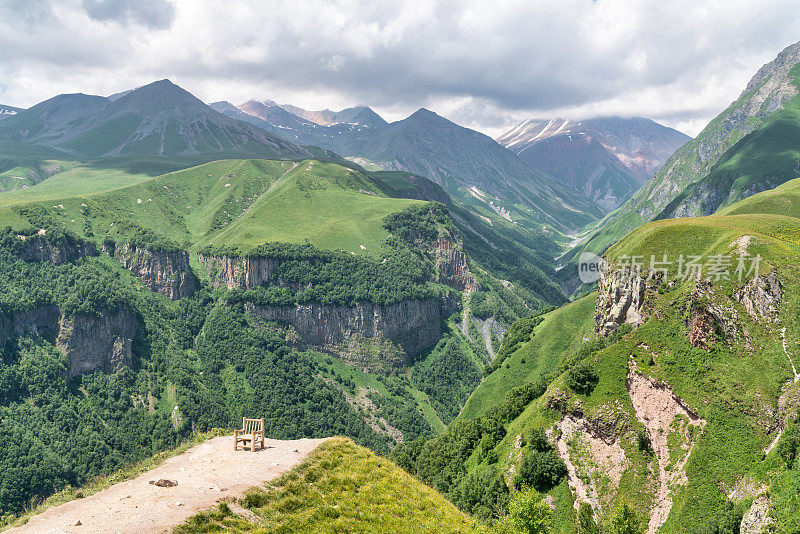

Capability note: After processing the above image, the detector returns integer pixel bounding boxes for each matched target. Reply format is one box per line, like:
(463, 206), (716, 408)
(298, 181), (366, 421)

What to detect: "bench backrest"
(243, 417), (264, 433)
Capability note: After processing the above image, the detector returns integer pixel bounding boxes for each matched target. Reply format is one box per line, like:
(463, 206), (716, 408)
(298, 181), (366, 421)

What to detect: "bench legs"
(234, 425), (265, 452)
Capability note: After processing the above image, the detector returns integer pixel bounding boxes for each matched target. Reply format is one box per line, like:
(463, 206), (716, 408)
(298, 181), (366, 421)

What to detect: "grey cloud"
(1, 0), (799, 135)
(82, 0), (175, 29)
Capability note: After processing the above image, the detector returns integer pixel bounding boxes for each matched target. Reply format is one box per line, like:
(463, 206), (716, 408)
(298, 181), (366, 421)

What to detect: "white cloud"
(0, 0), (798, 137)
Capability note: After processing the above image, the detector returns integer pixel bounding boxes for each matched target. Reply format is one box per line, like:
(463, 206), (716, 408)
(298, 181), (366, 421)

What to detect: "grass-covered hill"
(175, 438), (485, 534)
(391, 177), (800, 533)
(0, 218), (470, 519)
(0, 158), (417, 253)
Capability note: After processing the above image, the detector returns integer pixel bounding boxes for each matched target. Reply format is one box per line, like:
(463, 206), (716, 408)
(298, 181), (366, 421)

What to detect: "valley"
(1, 28), (800, 534)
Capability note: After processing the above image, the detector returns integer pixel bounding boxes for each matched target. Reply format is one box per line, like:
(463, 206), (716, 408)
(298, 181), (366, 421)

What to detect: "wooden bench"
(234, 417), (265, 452)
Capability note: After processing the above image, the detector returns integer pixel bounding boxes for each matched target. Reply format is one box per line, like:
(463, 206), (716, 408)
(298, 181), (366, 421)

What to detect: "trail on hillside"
(7, 435), (326, 534)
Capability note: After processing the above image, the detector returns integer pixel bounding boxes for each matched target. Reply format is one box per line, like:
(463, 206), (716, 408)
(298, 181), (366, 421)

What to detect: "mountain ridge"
(497, 116), (690, 211)
(0, 79), (313, 160)
(570, 40), (800, 262)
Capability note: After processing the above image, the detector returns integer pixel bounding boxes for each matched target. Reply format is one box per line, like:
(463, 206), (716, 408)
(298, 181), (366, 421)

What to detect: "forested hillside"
(0, 152), (564, 520)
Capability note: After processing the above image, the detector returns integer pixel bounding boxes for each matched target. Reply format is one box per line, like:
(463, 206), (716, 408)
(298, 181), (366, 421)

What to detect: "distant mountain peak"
(0, 80), (312, 160)
(496, 115), (690, 211)
(409, 107), (438, 118)
(276, 103), (386, 128)
(241, 98), (279, 108)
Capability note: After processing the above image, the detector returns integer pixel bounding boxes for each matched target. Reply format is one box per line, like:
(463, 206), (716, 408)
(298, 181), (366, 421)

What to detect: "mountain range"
(496, 117), (690, 211)
(570, 40), (800, 264)
(2, 32), (800, 534)
(0, 80), (693, 240)
(214, 98), (691, 236)
(0, 80), (312, 160)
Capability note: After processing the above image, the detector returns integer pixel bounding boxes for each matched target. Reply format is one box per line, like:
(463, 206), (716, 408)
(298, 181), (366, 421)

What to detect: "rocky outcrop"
(734, 269), (782, 324)
(113, 243), (198, 299)
(690, 280), (754, 351)
(434, 235), (478, 292)
(0, 305), (137, 379)
(740, 494), (775, 534)
(594, 261), (780, 347)
(689, 307), (716, 349)
(246, 296), (456, 371)
(594, 262), (660, 335)
(198, 254), (282, 290)
(16, 233), (97, 264)
(57, 308), (137, 379)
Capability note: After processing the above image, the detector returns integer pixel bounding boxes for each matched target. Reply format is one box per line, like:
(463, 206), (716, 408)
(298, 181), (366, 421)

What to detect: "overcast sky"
(1, 0), (799, 137)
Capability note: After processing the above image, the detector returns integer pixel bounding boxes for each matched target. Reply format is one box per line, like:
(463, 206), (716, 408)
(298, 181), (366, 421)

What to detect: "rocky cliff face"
(246, 296), (457, 372)
(113, 243), (198, 299)
(57, 308), (137, 378)
(0, 305), (137, 379)
(198, 253), (282, 290)
(734, 269), (783, 324)
(434, 235), (478, 292)
(594, 262), (657, 335)
(0, 306), (62, 343)
(595, 261), (783, 353)
(16, 233), (97, 264)
(198, 228), (471, 371)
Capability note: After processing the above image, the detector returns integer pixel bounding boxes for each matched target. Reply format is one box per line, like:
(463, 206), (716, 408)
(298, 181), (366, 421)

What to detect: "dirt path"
(8, 435), (327, 534)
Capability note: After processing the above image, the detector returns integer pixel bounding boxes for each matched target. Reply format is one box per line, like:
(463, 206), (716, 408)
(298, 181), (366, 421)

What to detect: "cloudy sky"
(1, 0), (799, 137)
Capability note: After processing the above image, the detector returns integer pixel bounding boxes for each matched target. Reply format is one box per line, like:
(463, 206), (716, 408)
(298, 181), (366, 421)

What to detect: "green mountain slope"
(658, 63), (800, 219)
(570, 40), (800, 267)
(394, 178), (800, 532)
(0, 159), (419, 255)
(457, 294), (596, 422)
(176, 438), (483, 534)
